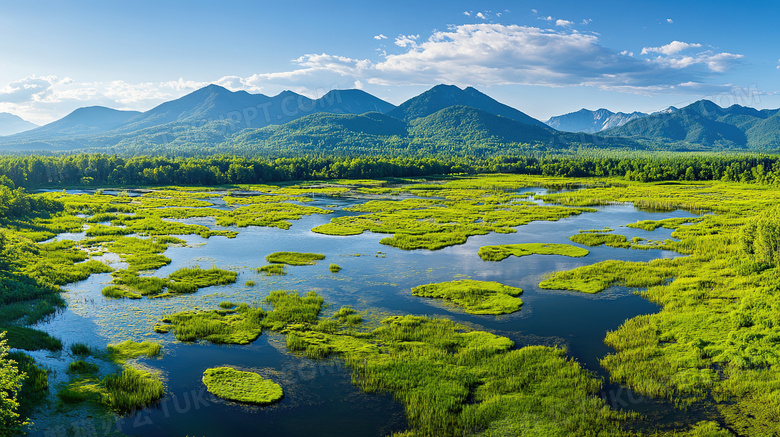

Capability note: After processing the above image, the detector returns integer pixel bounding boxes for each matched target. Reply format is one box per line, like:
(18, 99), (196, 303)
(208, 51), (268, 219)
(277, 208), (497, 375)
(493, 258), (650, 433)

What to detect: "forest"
(1, 152), (780, 189)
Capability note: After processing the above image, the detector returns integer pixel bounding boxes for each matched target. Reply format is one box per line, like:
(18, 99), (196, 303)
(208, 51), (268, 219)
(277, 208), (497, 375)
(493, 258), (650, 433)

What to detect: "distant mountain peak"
(545, 108), (647, 133)
(388, 84), (550, 129)
(0, 112), (38, 136)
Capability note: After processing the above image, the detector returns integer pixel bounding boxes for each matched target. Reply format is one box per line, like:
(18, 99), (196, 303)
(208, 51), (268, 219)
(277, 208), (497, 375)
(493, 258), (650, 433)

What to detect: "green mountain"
(409, 105), (554, 144)
(388, 84), (551, 129)
(606, 100), (780, 149)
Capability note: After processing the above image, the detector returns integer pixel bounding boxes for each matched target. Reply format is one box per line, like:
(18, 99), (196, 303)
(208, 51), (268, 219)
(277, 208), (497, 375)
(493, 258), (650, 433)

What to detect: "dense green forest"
(0, 153), (779, 188)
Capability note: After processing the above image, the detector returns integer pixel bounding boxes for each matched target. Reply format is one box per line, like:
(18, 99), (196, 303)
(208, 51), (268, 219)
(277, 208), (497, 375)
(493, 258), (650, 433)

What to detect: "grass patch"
(70, 342), (92, 356)
(202, 367), (283, 405)
(67, 360), (99, 375)
(258, 264), (286, 275)
(570, 233), (630, 248)
(1, 326), (62, 351)
(539, 259), (675, 294)
(478, 243), (589, 262)
(265, 252), (325, 266)
(411, 279), (523, 315)
(329, 263), (341, 273)
(106, 340), (161, 363)
(156, 304), (264, 345)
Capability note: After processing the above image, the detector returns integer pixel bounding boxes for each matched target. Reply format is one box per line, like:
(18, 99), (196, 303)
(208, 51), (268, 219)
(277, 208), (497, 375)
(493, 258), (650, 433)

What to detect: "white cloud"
(394, 34), (419, 48)
(777, 59), (780, 70)
(463, 11), (470, 16)
(641, 41), (702, 56)
(667, 18), (674, 23)
(582, 19), (592, 25)
(531, 9), (537, 14)
(555, 19), (573, 27)
(373, 34), (387, 40)
(476, 12), (487, 20)
(0, 24), (749, 123)
(640, 41), (742, 72)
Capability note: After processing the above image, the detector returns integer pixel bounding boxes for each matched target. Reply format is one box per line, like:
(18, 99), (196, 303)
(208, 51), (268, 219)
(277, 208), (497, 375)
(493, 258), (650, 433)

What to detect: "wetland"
(2, 174), (775, 436)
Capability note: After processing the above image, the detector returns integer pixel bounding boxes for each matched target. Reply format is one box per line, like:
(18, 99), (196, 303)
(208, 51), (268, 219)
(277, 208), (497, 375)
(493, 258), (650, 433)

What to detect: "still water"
(27, 187), (697, 436)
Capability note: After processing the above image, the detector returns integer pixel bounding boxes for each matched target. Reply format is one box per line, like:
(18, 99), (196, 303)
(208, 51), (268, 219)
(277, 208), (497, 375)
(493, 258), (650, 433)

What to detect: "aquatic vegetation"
(100, 367), (165, 414)
(106, 340), (161, 363)
(333, 306), (362, 325)
(215, 202), (330, 229)
(283, 312), (632, 436)
(108, 266), (237, 299)
(258, 264), (286, 275)
(265, 251), (325, 266)
(156, 304), (265, 344)
(202, 367), (283, 405)
(539, 259), (675, 294)
(70, 342), (92, 356)
(1, 326), (62, 351)
(101, 285), (141, 299)
(67, 360), (99, 375)
(312, 192), (595, 251)
(542, 179), (780, 434)
(411, 279), (524, 315)
(627, 217), (702, 231)
(478, 243), (589, 262)
(329, 263), (341, 273)
(59, 340), (164, 414)
(570, 233), (631, 248)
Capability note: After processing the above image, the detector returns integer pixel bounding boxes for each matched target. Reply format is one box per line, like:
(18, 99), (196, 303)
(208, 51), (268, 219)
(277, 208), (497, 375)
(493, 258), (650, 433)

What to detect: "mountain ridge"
(0, 113), (38, 136)
(545, 108), (647, 133)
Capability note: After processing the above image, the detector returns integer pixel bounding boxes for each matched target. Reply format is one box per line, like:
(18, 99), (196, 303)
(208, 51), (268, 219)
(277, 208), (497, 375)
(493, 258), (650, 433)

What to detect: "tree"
(0, 332), (25, 436)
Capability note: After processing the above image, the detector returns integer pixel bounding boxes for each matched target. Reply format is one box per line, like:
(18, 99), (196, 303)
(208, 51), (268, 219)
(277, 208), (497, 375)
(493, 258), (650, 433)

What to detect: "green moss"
(202, 367), (283, 405)
(411, 279), (523, 315)
(329, 263), (341, 273)
(478, 243), (589, 262)
(258, 264), (286, 275)
(266, 251), (325, 266)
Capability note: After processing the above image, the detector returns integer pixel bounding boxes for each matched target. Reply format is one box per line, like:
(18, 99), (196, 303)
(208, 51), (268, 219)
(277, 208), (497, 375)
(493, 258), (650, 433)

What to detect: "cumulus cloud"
(0, 24), (748, 123)
(555, 19), (573, 27)
(374, 34), (387, 40)
(476, 12), (487, 19)
(641, 41), (742, 72)
(641, 41), (702, 55)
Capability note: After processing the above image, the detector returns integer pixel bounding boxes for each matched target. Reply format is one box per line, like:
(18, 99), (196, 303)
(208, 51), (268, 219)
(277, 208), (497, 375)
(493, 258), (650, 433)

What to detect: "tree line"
(0, 153), (779, 188)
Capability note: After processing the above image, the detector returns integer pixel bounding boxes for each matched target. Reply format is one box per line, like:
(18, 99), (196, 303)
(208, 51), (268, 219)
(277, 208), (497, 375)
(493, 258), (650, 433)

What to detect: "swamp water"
(26, 188), (698, 436)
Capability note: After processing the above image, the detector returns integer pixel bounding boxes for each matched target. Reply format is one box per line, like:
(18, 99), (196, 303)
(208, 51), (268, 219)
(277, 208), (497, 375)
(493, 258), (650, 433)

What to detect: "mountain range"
(0, 113), (38, 136)
(604, 100), (780, 149)
(0, 84), (777, 154)
(545, 109), (647, 133)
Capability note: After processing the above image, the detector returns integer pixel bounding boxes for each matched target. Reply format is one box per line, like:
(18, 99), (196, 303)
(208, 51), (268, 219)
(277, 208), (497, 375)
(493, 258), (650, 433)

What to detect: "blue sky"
(1, 0), (778, 124)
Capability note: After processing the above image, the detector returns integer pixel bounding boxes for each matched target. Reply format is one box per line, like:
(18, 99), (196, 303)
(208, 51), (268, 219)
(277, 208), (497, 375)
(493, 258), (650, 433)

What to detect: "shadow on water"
(27, 187), (711, 435)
